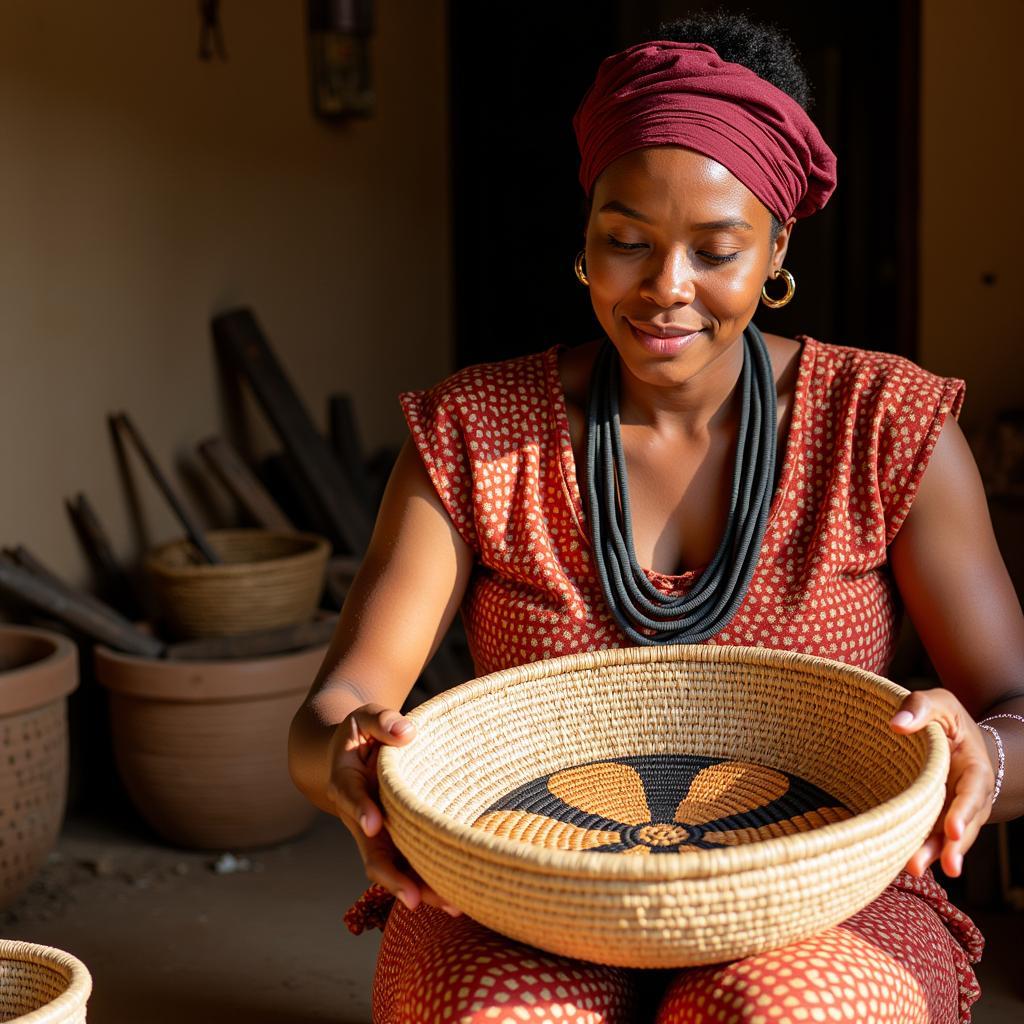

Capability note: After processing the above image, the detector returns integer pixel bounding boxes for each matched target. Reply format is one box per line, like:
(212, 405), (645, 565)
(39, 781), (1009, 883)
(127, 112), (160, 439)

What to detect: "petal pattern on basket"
(674, 761), (791, 824)
(548, 760), (652, 825)
(700, 804), (853, 846)
(472, 754), (853, 855)
(470, 810), (623, 850)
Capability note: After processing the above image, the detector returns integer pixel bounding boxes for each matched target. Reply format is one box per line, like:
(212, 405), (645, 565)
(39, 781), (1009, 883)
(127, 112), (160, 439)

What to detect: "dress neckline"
(544, 334), (818, 584)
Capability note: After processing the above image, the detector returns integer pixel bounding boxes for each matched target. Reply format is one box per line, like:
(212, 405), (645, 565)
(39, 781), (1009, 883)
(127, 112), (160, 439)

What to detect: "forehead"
(591, 146), (771, 228)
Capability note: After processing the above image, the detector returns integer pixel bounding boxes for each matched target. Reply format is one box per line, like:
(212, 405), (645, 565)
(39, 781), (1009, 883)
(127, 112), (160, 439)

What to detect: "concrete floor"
(1, 810), (1021, 1023)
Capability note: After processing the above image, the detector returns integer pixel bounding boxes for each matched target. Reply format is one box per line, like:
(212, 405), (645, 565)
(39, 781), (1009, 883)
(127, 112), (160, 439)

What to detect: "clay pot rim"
(0, 624), (78, 716)
(93, 636), (329, 703)
(144, 529), (330, 579)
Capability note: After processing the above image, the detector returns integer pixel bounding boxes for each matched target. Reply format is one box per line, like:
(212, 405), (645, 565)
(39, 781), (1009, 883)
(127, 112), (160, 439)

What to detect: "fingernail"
(443, 905), (462, 917)
(359, 814), (370, 835)
(953, 853), (963, 874)
(397, 890), (415, 910)
(892, 711), (914, 727)
(390, 719), (412, 735)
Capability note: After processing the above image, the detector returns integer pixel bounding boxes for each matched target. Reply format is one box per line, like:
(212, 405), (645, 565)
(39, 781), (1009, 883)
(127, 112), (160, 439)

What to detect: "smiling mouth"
(628, 320), (706, 338)
(626, 320), (706, 353)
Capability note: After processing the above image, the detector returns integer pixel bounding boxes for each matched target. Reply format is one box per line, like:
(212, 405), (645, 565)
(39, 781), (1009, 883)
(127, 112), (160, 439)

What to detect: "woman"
(288, 13), (1023, 1023)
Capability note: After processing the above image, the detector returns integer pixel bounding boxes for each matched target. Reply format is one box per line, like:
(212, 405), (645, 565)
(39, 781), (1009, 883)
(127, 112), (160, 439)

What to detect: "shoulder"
(399, 347), (559, 466)
(796, 335), (966, 419)
(401, 348), (553, 414)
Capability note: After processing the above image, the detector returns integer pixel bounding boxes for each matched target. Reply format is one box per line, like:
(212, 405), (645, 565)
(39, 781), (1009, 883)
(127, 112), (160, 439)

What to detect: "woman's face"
(584, 146), (795, 389)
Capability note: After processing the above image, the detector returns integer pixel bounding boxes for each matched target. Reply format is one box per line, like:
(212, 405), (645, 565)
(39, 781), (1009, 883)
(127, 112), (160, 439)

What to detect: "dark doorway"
(448, 1), (919, 367)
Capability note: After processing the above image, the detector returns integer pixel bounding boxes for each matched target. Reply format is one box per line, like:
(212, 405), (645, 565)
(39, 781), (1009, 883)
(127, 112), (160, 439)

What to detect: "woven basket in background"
(144, 529), (329, 640)
(378, 644), (948, 968)
(0, 941), (91, 1023)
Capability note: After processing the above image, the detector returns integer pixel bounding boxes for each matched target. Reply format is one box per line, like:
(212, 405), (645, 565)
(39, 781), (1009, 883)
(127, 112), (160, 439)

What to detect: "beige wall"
(919, 0), (1023, 432)
(0, 1), (451, 588)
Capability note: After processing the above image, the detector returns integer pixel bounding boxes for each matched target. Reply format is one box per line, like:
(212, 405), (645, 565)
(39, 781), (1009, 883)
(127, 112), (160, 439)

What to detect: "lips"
(628, 320), (706, 338)
(626, 320), (705, 356)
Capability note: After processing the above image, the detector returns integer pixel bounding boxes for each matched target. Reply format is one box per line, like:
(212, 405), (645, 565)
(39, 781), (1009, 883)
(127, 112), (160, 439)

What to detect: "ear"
(771, 216), (797, 273)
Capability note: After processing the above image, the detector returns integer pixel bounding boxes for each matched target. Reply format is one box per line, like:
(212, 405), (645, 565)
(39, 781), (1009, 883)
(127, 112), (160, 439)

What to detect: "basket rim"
(0, 939), (92, 1023)
(379, 644), (949, 882)
(144, 529), (330, 579)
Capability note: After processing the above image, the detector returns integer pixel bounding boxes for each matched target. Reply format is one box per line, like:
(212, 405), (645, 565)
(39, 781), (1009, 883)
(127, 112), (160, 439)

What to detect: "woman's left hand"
(890, 687), (996, 878)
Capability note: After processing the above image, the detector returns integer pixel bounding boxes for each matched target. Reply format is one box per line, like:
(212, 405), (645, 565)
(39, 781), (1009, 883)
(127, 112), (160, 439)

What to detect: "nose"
(640, 246), (696, 307)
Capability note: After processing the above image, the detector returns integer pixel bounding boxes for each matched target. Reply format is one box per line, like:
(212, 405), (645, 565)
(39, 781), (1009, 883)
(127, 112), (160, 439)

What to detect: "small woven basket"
(0, 941), (91, 1023)
(144, 529), (330, 640)
(378, 644), (948, 968)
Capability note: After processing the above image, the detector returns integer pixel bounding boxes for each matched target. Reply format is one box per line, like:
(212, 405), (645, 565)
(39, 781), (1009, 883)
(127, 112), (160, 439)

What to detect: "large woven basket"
(144, 529), (330, 640)
(0, 941), (91, 1023)
(378, 644), (948, 968)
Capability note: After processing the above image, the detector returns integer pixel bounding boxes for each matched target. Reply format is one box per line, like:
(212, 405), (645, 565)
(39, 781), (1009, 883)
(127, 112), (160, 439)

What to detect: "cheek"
(705, 263), (765, 312)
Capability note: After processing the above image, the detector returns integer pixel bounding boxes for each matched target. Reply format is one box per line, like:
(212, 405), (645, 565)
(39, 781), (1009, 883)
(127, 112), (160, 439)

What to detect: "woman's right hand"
(327, 702), (462, 917)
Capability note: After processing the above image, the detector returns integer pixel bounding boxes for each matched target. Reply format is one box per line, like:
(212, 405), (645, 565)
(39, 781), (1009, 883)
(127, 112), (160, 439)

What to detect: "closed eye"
(605, 234), (740, 264)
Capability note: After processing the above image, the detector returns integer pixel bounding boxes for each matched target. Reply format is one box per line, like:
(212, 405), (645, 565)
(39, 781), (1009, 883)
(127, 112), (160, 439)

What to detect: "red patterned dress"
(347, 335), (986, 1023)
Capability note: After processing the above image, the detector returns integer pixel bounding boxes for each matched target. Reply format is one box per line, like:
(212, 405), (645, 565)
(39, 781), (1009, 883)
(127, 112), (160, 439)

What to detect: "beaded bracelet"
(978, 724), (1003, 802)
(977, 712), (1024, 805)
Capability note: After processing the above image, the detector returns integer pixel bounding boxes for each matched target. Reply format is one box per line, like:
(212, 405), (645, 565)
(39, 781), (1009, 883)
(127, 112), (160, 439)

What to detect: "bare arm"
(888, 414), (1024, 875)
(288, 435), (475, 815)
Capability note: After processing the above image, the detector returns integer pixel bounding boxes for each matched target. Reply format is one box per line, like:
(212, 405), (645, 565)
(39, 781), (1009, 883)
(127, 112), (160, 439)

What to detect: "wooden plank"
(4, 545), (117, 622)
(111, 412), (221, 564)
(328, 392), (374, 512)
(198, 437), (294, 532)
(212, 309), (371, 554)
(65, 493), (142, 619)
(165, 615), (337, 661)
(0, 555), (165, 658)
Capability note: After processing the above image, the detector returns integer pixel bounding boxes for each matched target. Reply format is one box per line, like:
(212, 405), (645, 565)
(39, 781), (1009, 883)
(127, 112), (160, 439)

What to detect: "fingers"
(357, 826), (461, 916)
(905, 751), (993, 878)
(344, 704), (417, 751)
(328, 706), (416, 831)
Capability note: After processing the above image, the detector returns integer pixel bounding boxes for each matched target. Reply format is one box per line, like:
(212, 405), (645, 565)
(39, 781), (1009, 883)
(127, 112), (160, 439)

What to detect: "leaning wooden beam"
(65, 493), (142, 619)
(111, 412), (221, 565)
(198, 436), (294, 532)
(212, 309), (372, 554)
(0, 554), (165, 658)
(3, 545), (117, 622)
(328, 392), (374, 513)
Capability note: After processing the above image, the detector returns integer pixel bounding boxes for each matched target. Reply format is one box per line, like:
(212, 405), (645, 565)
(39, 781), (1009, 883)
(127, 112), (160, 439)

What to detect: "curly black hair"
(652, 8), (813, 112)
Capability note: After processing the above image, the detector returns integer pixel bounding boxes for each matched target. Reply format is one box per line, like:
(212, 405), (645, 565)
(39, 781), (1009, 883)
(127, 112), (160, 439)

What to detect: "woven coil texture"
(378, 644), (948, 968)
(144, 529), (329, 639)
(0, 940), (91, 1023)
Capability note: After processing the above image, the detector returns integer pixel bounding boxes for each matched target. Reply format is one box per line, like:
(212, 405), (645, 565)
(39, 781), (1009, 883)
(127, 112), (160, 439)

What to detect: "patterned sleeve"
(876, 358), (967, 546)
(398, 376), (480, 554)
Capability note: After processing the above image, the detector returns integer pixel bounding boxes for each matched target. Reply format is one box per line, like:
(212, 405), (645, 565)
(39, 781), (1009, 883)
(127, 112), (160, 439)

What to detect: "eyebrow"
(598, 200), (753, 232)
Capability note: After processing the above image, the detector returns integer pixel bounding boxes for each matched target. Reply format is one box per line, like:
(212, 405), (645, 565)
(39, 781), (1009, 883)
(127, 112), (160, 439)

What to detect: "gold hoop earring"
(574, 249), (590, 286)
(761, 267), (795, 308)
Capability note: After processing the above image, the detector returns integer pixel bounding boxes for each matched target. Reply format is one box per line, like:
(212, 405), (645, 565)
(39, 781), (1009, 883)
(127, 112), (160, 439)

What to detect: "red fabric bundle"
(572, 41), (837, 221)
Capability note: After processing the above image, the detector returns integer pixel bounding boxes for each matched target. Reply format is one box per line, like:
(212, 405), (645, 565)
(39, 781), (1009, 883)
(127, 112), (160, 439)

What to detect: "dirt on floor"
(0, 810), (381, 1023)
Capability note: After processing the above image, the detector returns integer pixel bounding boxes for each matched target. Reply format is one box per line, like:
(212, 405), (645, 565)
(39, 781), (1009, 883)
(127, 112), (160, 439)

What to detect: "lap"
(373, 884), (969, 1024)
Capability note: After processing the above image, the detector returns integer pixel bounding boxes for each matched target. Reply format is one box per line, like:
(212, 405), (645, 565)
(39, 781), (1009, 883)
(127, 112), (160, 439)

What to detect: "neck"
(615, 331), (748, 438)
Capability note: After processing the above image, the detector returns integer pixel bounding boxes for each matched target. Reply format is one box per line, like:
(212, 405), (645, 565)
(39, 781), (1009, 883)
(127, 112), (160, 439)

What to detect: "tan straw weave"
(0, 941), (91, 1023)
(144, 529), (329, 639)
(378, 644), (948, 967)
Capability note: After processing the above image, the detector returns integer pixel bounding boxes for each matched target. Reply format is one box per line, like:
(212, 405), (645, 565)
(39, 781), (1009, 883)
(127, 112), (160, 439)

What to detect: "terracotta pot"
(0, 625), (78, 910)
(94, 639), (325, 850)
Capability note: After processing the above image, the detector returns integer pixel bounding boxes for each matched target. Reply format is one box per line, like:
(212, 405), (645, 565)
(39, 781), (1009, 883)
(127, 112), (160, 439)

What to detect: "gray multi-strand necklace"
(584, 322), (777, 645)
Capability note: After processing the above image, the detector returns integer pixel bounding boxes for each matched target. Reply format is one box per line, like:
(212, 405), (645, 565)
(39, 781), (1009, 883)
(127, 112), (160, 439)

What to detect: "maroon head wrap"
(572, 41), (837, 221)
